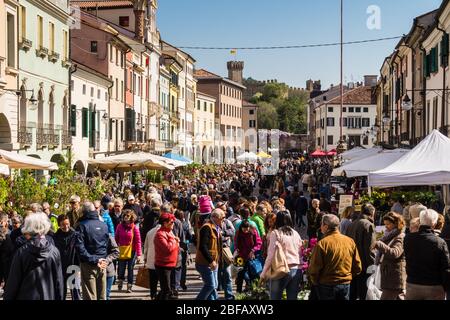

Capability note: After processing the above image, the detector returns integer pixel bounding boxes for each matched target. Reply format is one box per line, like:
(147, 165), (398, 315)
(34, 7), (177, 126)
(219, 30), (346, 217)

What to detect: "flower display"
(235, 257), (244, 267)
(300, 238), (317, 272)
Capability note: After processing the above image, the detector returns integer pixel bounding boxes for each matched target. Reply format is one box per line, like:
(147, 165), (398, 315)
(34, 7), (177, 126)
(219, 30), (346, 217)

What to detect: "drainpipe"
(437, 24), (447, 136)
(107, 79), (113, 156)
(420, 45), (427, 140)
(69, 62), (77, 165)
(392, 59), (400, 146)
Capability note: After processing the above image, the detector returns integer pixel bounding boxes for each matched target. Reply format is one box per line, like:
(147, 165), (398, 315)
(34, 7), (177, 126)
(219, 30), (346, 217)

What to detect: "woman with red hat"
(154, 212), (180, 300)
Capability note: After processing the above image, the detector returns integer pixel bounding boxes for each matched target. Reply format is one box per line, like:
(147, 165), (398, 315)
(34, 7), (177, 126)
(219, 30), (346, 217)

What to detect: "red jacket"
(154, 227), (179, 268)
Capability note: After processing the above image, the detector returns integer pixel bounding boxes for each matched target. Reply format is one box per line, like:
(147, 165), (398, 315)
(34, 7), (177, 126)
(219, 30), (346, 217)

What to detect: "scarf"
(375, 228), (401, 264)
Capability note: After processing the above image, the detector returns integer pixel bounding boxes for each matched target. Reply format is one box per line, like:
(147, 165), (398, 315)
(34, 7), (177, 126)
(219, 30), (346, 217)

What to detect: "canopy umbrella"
(163, 152), (193, 164)
(0, 149), (58, 170)
(236, 152), (258, 162)
(327, 149), (337, 156)
(369, 130), (450, 187)
(332, 149), (409, 178)
(310, 150), (327, 157)
(256, 151), (272, 159)
(87, 152), (175, 171)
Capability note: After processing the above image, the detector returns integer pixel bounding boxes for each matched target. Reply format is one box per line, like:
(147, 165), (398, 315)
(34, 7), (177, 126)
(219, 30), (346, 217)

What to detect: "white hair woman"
(3, 213), (64, 300)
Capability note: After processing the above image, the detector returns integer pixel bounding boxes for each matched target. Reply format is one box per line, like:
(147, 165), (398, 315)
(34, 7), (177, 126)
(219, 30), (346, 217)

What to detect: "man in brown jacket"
(308, 214), (362, 300)
(195, 208), (224, 300)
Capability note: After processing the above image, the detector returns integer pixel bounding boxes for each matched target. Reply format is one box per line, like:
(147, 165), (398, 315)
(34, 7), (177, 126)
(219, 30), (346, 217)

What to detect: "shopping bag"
(135, 267), (150, 289)
(222, 247), (234, 265)
(248, 258), (263, 278)
(366, 265), (382, 300)
(266, 231), (289, 280)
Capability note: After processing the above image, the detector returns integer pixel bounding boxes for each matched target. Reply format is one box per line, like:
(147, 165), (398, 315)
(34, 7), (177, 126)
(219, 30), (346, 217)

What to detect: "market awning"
(332, 149), (409, 178)
(0, 149), (58, 170)
(311, 150), (327, 157)
(237, 152), (258, 162)
(163, 152), (193, 164)
(87, 152), (175, 171)
(369, 130), (450, 187)
(257, 151), (272, 159)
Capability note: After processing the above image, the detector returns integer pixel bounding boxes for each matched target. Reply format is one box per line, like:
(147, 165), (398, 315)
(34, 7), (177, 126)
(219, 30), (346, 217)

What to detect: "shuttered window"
(441, 33), (449, 67)
(82, 108), (88, 138)
(70, 105), (77, 136)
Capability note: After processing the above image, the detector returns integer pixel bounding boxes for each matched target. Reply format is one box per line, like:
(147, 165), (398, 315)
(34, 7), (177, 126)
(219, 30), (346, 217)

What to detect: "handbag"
(266, 230), (290, 280)
(135, 267), (150, 289)
(119, 225), (134, 260)
(222, 247), (234, 265)
(248, 257), (263, 278)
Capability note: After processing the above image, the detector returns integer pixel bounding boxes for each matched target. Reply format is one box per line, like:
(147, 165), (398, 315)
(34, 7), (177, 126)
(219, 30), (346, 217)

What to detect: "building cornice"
(28, 0), (71, 23)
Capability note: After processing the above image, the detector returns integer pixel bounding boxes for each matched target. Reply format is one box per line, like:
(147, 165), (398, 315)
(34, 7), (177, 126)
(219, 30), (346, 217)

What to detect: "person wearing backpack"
(260, 211), (303, 300)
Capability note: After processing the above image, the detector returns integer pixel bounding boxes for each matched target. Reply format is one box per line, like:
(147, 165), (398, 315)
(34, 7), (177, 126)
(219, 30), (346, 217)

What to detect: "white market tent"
(369, 130), (450, 187)
(332, 149), (409, 178)
(236, 152), (258, 162)
(0, 149), (58, 171)
(341, 146), (382, 162)
(340, 147), (364, 160)
(87, 152), (176, 171)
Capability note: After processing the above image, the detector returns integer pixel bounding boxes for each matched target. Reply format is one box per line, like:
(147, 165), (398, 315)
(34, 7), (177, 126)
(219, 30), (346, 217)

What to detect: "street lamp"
(382, 114), (391, 125)
(402, 94), (412, 111)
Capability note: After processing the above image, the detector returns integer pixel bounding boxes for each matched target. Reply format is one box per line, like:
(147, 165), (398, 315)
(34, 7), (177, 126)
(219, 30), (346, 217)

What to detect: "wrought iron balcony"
(37, 126), (60, 149)
(18, 126), (33, 147)
(62, 130), (72, 148)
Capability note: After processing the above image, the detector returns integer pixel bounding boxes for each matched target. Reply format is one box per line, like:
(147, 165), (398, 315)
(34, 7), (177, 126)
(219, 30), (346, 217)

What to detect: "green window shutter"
(431, 46), (438, 73)
(82, 108), (88, 138)
(70, 105), (77, 136)
(441, 33), (449, 67)
(426, 53), (432, 77)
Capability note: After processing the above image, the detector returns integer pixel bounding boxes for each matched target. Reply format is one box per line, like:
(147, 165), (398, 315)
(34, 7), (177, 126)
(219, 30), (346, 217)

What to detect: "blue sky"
(157, 0), (442, 89)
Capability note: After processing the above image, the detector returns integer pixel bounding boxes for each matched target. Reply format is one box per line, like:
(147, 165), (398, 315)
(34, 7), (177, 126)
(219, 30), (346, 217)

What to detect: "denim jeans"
(106, 276), (114, 300)
(170, 266), (182, 291)
(220, 263), (235, 300)
(196, 264), (219, 300)
(317, 283), (350, 300)
(269, 268), (302, 300)
(236, 261), (252, 293)
(117, 251), (136, 284)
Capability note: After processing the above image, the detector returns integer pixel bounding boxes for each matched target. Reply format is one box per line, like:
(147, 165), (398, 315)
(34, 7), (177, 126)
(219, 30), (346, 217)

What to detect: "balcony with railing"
(62, 130), (72, 148)
(37, 125), (60, 149)
(18, 124), (33, 147)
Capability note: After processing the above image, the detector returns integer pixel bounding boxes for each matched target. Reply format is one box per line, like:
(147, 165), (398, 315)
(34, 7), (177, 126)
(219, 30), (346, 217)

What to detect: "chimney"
(134, 1), (146, 43)
(364, 75), (378, 87)
(227, 61), (244, 84)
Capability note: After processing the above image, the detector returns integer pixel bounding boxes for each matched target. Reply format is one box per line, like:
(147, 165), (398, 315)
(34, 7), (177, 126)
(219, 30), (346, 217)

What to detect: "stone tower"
(227, 61), (244, 84)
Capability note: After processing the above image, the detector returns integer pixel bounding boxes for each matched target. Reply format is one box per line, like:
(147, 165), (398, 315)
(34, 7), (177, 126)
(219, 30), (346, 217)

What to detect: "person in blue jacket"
(76, 202), (113, 300)
(94, 200), (115, 236)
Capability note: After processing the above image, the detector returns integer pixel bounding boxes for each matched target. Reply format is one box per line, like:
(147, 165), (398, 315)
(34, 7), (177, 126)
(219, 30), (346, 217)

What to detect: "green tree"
(262, 83), (289, 101)
(257, 101), (279, 129)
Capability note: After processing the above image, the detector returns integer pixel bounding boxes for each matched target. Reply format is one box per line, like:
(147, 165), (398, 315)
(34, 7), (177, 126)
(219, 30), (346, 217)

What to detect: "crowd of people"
(0, 157), (450, 301)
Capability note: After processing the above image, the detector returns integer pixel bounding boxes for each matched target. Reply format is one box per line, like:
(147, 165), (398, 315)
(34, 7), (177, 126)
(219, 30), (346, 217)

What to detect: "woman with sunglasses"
(115, 209), (142, 293)
(154, 212), (179, 300)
